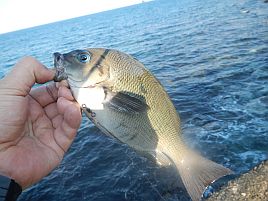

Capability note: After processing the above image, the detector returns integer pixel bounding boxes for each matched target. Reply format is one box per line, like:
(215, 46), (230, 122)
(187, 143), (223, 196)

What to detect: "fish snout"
(53, 52), (64, 63)
(53, 52), (68, 82)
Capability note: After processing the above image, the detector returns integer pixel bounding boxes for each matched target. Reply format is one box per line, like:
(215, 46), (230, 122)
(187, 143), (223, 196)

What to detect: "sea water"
(0, 0), (267, 200)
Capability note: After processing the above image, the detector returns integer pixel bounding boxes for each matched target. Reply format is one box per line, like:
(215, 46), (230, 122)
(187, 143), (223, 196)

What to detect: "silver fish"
(53, 48), (232, 201)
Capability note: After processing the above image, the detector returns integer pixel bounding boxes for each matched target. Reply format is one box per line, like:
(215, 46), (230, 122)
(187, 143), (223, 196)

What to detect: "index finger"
(29, 82), (58, 107)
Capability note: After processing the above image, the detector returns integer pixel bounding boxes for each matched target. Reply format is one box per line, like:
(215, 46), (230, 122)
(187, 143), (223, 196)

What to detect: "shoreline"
(208, 160), (268, 201)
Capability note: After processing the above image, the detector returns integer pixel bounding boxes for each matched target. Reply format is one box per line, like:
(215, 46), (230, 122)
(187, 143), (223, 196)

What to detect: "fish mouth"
(52, 51), (99, 88)
(53, 52), (68, 82)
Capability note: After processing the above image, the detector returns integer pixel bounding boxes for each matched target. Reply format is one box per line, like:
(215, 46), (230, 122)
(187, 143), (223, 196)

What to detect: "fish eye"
(77, 52), (91, 63)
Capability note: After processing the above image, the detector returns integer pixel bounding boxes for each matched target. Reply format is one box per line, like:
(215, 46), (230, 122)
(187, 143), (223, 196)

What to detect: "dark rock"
(207, 160), (268, 201)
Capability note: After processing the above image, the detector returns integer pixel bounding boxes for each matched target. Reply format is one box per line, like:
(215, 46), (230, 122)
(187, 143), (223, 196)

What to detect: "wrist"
(0, 175), (22, 201)
(0, 167), (24, 190)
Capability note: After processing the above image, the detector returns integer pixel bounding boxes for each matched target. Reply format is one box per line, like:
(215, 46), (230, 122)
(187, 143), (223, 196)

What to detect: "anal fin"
(141, 150), (173, 167)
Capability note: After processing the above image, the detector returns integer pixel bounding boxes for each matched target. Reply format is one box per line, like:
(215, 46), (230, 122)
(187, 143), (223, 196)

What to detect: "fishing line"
(125, 154), (167, 201)
(67, 83), (93, 89)
(67, 76), (85, 83)
(144, 175), (167, 201)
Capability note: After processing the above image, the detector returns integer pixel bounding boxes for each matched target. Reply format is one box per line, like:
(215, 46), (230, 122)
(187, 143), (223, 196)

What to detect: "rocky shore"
(207, 160), (268, 201)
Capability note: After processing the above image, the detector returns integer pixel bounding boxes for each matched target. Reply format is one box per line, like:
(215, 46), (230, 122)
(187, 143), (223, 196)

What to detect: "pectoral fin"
(103, 89), (149, 114)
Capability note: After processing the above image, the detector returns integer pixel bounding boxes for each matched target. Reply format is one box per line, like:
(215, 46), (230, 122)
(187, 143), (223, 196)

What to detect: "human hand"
(0, 57), (82, 189)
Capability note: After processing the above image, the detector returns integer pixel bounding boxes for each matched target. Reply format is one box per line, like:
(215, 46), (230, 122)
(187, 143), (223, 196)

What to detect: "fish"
(53, 48), (232, 201)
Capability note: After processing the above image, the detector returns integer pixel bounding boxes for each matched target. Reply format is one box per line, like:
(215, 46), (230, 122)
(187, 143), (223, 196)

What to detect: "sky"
(0, 0), (143, 34)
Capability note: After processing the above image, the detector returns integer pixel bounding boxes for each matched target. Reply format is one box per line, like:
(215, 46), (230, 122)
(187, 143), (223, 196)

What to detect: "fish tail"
(174, 150), (233, 201)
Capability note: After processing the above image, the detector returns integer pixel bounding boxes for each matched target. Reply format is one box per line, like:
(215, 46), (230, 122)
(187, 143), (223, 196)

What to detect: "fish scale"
(111, 53), (180, 149)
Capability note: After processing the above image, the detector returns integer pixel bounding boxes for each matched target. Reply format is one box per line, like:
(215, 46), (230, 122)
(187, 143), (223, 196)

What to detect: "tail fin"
(174, 151), (233, 201)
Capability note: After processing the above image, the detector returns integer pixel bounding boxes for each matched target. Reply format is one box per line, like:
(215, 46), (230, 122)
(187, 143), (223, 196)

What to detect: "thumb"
(1, 56), (55, 95)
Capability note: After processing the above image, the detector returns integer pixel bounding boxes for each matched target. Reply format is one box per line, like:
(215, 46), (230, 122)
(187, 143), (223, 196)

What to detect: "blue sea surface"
(0, 0), (268, 200)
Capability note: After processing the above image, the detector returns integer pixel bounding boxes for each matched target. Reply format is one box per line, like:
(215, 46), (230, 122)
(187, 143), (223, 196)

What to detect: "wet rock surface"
(207, 160), (268, 201)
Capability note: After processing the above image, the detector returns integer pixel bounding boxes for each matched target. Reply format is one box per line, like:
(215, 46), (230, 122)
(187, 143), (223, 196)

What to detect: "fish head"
(53, 48), (110, 88)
